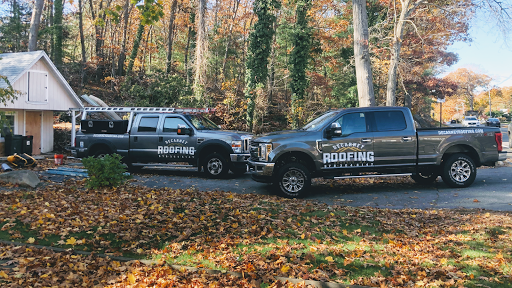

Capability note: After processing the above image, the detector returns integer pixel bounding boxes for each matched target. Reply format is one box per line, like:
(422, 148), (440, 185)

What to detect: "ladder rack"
(78, 106), (215, 113)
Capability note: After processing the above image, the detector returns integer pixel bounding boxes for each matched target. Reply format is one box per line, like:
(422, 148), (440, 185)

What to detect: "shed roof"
(0, 51), (83, 108)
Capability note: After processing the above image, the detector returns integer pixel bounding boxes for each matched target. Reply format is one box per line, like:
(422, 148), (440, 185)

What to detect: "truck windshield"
(186, 115), (220, 130)
(302, 111), (338, 131)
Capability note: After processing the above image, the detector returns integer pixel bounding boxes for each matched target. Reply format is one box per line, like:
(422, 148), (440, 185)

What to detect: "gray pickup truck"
(71, 107), (252, 178)
(249, 106), (507, 197)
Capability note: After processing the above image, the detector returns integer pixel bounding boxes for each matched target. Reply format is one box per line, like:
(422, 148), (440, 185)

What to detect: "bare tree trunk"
(352, 0), (375, 107)
(49, 0), (54, 59)
(386, 0), (416, 106)
(194, 0), (207, 100)
(166, 0), (178, 73)
(28, 0), (44, 51)
(185, 25), (192, 85)
(222, 0), (240, 78)
(117, 0), (131, 76)
(78, 0), (87, 86)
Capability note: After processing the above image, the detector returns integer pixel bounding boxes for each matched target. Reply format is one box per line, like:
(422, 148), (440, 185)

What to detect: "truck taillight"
(495, 132), (503, 152)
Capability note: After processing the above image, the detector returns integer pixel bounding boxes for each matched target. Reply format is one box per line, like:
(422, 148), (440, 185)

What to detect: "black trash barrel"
(4, 134), (23, 155)
(22, 135), (33, 155)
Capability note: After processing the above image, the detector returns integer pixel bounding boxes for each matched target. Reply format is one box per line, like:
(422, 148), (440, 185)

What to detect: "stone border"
(0, 240), (371, 288)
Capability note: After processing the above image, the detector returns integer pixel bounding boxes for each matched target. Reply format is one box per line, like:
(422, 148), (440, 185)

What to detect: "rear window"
(137, 117), (159, 132)
(374, 111), (407, 131)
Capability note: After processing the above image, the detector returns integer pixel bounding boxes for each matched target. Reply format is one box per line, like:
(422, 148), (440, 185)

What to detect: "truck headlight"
(231, 140), (242, 153)
(259, 143), (273, 161)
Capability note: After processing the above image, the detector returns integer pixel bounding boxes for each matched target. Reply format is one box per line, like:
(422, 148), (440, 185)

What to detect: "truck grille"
(250, 142), (260, 161)
(242, 136), (252, 153)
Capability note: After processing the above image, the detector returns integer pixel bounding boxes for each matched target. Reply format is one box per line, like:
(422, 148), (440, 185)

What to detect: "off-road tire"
(411, 172), (438, 184)
(203, 153), (229, 178)
(441, 153), (476, 188)
(92, 149), (110, 158)
(274, 163), (311, 198)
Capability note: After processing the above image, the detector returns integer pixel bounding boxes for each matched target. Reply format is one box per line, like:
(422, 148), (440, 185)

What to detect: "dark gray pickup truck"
(249, 106), (507, 197)
(71, 107), (252, 178)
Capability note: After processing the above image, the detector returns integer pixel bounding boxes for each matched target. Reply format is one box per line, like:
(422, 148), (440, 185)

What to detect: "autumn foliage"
(1, 176), (512, 287)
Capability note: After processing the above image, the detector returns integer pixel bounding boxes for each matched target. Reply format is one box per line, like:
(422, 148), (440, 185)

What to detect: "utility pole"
(489, 88), (492, 118)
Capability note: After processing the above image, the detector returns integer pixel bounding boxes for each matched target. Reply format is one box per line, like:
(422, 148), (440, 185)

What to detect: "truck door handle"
(402, 136), (412, 142)
(361, 138), (372, 143)
(159, 137), (163, 142)
(134, 136), (138, 142)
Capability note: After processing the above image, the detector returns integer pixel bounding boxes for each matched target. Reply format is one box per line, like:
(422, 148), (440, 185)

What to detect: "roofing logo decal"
(323, 142), (374, 168)
(158, 138), (195, 159)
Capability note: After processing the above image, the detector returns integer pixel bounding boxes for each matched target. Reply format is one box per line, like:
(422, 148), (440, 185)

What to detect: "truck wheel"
(93, 149), (110, 158)
(441, 153), (476, 188)
(411, 172), (438, 184)
(204, 153), (229, 178)
(275, 163), (311, 198)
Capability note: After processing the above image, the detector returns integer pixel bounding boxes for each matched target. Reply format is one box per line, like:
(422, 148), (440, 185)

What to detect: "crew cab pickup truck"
(71, 107), (252, 178)
(248, 106), (506, 198)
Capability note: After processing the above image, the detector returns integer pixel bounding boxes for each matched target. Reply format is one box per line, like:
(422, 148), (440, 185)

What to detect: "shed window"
(27, 71), (48, 103)
(0, 113), (15, 136)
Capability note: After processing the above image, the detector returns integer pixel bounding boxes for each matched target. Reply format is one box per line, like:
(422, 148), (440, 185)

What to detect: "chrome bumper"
(248, 160), (275, 176)
(230, 153), (251, 163)
(499, 151), (508, 161)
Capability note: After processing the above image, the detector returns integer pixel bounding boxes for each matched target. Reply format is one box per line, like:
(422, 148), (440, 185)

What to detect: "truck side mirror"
(328, 122), (342, 137)
(177, 125), (193, 136)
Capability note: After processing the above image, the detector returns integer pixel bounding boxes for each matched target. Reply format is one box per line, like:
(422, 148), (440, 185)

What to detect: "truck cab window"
(336, 113), (367, 136)
(374, 111), (406, 131)
(163, 117), (188, 133)
(137, 117), (159, 132)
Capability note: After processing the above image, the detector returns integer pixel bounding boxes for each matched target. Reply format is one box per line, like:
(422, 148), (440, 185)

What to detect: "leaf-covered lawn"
(1, 178), (512, 287)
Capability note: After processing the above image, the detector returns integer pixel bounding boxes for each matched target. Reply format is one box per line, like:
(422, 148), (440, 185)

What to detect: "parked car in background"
(508, 122), (512, 138)
(451, 120), (457, 124)
(462, 116), (480, 127)
(486, 118), (501, 127)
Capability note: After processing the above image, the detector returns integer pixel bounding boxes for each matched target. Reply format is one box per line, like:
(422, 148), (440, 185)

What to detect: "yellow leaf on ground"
(66, 237), (77, 245)
(281, 266), (290, 273)
(128, 273), (136, 284)
(27, 237), (35, 244)
(325, 256), (335, 263)
(0, 270), (8, 278)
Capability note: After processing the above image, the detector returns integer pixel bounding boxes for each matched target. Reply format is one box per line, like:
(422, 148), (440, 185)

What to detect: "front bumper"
(248, 160), (275, 176)
(230, 153), (251, 163)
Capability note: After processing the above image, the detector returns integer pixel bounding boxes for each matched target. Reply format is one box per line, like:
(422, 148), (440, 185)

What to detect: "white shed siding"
(5, 58), (78, 111)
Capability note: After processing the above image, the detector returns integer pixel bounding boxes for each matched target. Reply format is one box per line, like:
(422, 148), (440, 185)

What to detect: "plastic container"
(4, 135), (23, 155)
(22, 135), (33, 155)
(54, 154), (64, 165)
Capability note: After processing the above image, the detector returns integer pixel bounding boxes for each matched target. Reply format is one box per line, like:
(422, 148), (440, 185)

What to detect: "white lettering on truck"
(322, 142), (374, 168)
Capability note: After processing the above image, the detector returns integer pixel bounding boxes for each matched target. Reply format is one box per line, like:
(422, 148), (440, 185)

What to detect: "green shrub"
(82, 154), (130, 189)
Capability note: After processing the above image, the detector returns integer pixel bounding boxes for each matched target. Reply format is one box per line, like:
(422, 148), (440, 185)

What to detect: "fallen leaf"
(66, 237), (77, 245)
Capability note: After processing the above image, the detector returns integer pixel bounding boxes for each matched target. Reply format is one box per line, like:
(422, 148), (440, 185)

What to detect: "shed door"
(25, 111), (41, 155)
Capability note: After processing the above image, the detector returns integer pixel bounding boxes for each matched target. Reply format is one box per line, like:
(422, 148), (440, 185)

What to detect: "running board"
(131, 163), (195, 168)
(331, 173), (412, 180)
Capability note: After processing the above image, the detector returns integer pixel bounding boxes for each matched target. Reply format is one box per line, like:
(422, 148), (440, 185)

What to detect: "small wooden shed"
(0, 51), (84, 155)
